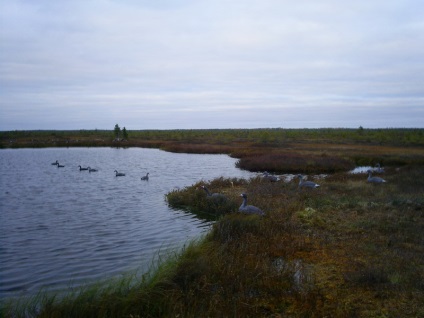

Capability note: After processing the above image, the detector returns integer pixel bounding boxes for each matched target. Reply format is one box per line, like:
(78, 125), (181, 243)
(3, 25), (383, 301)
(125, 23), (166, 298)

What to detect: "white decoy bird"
(88, 167), (98, 172)
(78, 165), (89, 171)
(114, 170), (125, 177)
(141, 172), (149, 181)
(51, 160), (59, 165)
(367, 170), (386, 184)
(263, 171), (278, 182)
(297, 175), (320, 189)
(239, 193), (265, 216)
(200, 185), (227, 201)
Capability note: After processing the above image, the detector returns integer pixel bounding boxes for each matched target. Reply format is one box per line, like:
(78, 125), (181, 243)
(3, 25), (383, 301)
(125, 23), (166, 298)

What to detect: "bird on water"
(141, 173), (149, 181)
(51, 160), (59, 165)
(78, 165), (89, 171)
(239, 193), (265, 216)
(88, 167), (98, 172)
(297, 175), (320, 189)
(367, 170), (386, 184)
(114, 170), (125, 176)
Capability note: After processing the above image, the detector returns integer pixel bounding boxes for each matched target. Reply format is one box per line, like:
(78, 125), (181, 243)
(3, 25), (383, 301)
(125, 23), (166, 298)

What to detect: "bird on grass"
(78, 165), (89, 171)
(114, 170), (125, 176)
(263, 171), (278, 182)
(374, 163), (385, 173)
(141, 173), (149, 181)
(297, 175), (320, 189)
(367, 170), (386, 184)
(239, 193), (265, 216)
(200, 185), (227, 202)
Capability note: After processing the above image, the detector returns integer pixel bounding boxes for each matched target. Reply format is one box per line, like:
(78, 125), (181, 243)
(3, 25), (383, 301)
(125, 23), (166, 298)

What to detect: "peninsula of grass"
(1, 128), (424, 317)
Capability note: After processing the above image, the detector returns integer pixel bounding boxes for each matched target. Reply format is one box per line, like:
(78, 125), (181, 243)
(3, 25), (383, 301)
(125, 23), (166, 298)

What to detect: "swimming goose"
(141, 172), (149, 181)
(51, 160), (59, 165)
(239, 193), (265, 216)
(263, 171), (278, 182)
(201, 185), (227, 201)
(114, 170), (125, 177)
(88, 167), (98, 172)
(297, 175), (320, 189)
(367, 170), (386, 183)
(57, 163), (65, 168)
(78, 165), (89, 171)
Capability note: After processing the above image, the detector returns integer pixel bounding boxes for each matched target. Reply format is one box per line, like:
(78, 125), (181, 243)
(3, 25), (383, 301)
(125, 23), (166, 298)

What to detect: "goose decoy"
(114, 170), (125, 177)
(78, 165), (89, 171)
(88, 167), (98, 172)
(239, 193), (265, 216)
(141, 172), (149, 181)
(297, 175), (320, 189)
(200, 185), (227, 201)
(51, 160), (59, 165)
(374, 163), (385, 173)
(367, 170), (386, 184)
(263, 171), (278, 182)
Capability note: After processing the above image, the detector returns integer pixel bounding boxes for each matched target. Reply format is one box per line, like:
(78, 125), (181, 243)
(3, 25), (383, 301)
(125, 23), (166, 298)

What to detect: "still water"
(0, 147), (256, 300)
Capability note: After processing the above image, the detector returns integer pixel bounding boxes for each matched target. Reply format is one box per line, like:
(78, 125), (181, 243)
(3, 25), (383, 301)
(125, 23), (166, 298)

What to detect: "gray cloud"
(1, 0), (423, 130)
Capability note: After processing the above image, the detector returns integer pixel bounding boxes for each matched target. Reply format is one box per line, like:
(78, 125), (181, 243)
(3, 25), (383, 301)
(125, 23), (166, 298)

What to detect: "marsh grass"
(2, 129), (424, 317)
(3, 166), (423, 317)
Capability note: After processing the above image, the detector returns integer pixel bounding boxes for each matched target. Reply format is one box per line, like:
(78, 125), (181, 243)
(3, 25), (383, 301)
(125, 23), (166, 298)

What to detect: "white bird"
(51, 160), (59, 165)
(297, 175), (320, 189)
(239, 193), (265, 216)
(263, 171), (278, 182)
(78, 165), (89, 171)
(114, 170), (125, 176)
(88, 167), (98, 172)
(141, 172), (149, 181)
(367, 170), (386, 184)
(201, 185), (227, 201)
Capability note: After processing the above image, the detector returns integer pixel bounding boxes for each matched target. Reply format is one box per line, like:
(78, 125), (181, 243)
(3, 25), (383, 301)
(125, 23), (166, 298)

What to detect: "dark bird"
(141, 173), (149, 181)
(239, 193), (265, 216)
(88, 167), (98, 172)
(297, 175), (320, 189)
(78, 165), (89, 171)
(114, 170), (125, 176)
(57, 163), (65, 168)
(367, 170), (386, 184)
(51, 160), (59, 165)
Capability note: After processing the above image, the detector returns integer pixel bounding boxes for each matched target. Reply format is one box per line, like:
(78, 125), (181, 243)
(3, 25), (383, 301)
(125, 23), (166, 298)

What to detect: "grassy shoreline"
(1, 129), (424, 317)
(2, 128), (424, 172)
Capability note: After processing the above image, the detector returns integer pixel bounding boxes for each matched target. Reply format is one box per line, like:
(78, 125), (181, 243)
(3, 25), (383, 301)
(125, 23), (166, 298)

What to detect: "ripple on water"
(0, 148), (256, 299)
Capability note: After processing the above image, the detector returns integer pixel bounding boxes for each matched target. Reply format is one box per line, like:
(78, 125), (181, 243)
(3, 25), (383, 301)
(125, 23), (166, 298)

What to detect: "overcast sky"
(1, 0), (423, 130)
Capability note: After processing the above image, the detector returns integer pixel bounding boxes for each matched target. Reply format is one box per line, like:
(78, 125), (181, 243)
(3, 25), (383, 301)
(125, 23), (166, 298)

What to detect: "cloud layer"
(1, 0), (423, 130)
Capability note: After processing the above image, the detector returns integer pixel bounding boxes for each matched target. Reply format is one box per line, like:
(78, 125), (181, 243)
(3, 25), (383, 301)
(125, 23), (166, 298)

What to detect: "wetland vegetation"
(1, 128), (424, 317)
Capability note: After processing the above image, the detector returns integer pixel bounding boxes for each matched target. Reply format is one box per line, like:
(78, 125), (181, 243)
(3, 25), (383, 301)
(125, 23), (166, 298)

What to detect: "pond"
(0, 147), (256, 300)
